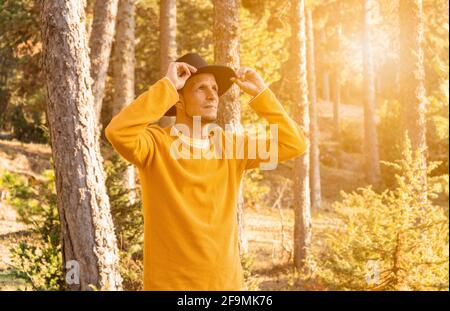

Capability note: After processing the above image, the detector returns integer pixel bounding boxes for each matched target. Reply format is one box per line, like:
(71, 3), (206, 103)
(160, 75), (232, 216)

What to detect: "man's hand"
(165, 62), (197, 90)
(231, 67), (267, 97)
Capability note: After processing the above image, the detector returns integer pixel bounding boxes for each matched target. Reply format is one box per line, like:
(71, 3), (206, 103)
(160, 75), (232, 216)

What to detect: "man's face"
(179, 73), (219, 122)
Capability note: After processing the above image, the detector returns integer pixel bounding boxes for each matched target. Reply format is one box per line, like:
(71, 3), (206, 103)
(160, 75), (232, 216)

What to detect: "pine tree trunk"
(322, 70), (330, 102)
(306, 9), (321, 210)
(213, 0), (248, 256)
(399, 0), (427, 188)
(159, 0), (177, 78)
(158, 0), (177, 127)
(332, 4), (342, 142)
(291, 0), (312, 272)
(40, 0), (122, 290)
(363, 0), (381, 185)
(332, 73), (340, 138)
(113, 0), (136, 204)
(89, 0), (119, 125)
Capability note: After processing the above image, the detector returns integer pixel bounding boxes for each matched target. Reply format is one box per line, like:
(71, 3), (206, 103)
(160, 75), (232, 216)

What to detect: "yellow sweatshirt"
(105, 77), (309, 290)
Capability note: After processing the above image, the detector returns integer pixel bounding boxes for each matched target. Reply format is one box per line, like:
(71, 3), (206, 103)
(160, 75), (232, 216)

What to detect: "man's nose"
(206, 88), (218, 100)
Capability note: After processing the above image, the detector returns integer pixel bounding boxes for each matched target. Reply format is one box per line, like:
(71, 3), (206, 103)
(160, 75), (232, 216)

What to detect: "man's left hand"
(231, 67), (267, 97)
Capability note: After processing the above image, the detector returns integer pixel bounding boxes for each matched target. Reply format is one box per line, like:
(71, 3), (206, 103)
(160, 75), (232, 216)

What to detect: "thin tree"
(291, 0), (312, 272)
(307, 8), (321, 210)
(89, 0), (119, 125)
(159, 0), (177, 78)
(213, 0), (248, 256)
(158, 0), (177, 128)
(319, 27), (330, 102)
(399, 0), (427, 191)
(40, 0), (122, 290)
(113, 0), (137, 203)
(332, 1), (342, 142)
(362, 0), (381, 185)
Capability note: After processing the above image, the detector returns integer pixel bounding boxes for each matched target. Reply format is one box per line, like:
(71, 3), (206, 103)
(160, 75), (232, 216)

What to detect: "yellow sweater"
(105, 77), (309, 290)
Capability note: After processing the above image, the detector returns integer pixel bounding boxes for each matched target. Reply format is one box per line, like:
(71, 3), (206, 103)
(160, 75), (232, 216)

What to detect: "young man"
(105, 53), (309, 290)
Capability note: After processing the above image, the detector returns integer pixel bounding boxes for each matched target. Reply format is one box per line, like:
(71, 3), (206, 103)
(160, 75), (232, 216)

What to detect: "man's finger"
(178, 62), (197, 73)
(180, 64), (192, 78)
(186, 64), (197, 73)
(231, 77), (244, 88)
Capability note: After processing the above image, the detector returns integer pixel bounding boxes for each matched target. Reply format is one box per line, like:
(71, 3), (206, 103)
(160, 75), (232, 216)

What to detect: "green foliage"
(378, 93), (449, 188)
(313, 137), (449, 290)
(377, 99), (404, 188)
(0, 0), (46, 142)
(243, 168), (269, 209)
(104, 153), (144, 290)
(10, 238), (63, 291)
(426, 91), (449, 176)
(1, 169), (63, 290)
(240, 252), (260, 290)
(339, 120), (362, 153)
(10, 105), (49, 144)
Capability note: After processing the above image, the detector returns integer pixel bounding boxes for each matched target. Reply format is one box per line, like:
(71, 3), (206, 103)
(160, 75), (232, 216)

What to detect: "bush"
(339, 120), (363, 154)
(10, 106), (49, 144)
(104, 153), (144, 290)
(1, 169), (63, 290)
(378, 95), (449, 187)
(243, 168), (269, 209)
(377, 99), (404, 188)
(313, 137), (449, 290)
(2, 153), (145, 290)
(240, 252), (259, 290)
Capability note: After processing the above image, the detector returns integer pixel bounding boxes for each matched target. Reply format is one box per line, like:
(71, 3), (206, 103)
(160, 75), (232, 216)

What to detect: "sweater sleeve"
(105, 77), (179, 168)
(240, 87), (309, 171)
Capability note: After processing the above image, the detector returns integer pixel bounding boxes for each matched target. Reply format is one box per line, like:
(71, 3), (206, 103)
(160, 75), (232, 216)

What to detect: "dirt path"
(0, 199), (29, 290)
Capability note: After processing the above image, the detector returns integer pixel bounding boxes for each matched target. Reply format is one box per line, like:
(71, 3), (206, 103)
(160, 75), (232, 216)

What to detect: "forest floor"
(0, 99), (372, 290)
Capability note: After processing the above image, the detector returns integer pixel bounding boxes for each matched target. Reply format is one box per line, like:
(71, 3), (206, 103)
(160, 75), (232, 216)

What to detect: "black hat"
(164, 53), (236, 116)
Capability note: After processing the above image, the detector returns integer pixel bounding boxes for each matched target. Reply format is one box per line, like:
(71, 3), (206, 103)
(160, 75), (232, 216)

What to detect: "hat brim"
(164, 65), (237, 117)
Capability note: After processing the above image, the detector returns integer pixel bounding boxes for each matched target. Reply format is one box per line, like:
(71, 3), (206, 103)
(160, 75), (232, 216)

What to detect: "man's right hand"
(165, 62), (197, 90)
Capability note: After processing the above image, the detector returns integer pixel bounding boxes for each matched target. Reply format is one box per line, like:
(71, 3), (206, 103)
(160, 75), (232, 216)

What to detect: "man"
(105, 53), (309, 290)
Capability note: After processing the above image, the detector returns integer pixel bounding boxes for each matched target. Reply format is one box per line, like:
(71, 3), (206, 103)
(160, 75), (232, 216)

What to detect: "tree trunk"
(332, 3), (342, 142)
(159, 0), (177, 78)
(399, 0), (427, 188)
(113, 0), (137, 204)
(89, 0), (119, 125)
(322, 70), (330, 102)
(40, 0), (122, 290)
(332, 73), (341, 140)
(363, 0), (381, 185)
(291, 0), (312, 272)
(158, 0), (177, 127)
(306, 9), (321, 210)
(213, 0), (248, 256)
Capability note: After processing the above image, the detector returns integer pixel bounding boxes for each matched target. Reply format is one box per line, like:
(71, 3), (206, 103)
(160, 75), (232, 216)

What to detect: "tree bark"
(40, 0), (122, 290)
(113, 0), (137, 204)
(306, 9), (321, 210)
(213, 0), (248, 256)
(291, 0), (312, 272)
(89, 0), (119, 125)
(159, 0), (177, 78)
(158, 0), (177, 127)
(399, 0), (427, 187)
(363, 0), (381, 185)
(332, 3), (342, 142)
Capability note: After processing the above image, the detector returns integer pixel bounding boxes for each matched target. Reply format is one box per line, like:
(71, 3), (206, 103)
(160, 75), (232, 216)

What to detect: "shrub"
(339, 120), (363, 154)
(104, 154), (144, 290)
(1, 169), (63, 290)
(313, 137), (449, 290)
